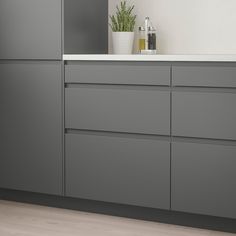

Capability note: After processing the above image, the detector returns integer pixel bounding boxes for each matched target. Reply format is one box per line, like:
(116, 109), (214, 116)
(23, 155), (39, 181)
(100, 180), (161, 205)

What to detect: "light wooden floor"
(0, 200), (234, 236)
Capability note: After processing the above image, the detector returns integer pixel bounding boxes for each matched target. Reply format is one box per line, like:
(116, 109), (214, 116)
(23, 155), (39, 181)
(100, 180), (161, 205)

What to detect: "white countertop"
(63, 54), (236, 62)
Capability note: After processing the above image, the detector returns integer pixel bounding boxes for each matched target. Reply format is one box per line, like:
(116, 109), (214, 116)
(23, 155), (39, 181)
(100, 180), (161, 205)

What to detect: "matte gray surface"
(0, 0), (61, 59)
(64, 0), (108, 54)
(65, 133), (170, 209)
(0, 62), (62, 195)
(65, 87), (170, 135)
(65, 62), (170, 85)
(172, 91), (236, 140)
(172, 142), (236, 219)
(173, 64), (236, 88)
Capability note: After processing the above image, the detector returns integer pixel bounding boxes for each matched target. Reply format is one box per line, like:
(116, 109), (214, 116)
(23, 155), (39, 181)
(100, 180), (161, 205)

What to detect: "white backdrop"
(109, 0), (236, 54)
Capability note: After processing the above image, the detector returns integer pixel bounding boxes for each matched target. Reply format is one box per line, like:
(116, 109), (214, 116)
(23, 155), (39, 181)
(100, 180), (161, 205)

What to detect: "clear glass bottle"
(144, 17), (150, 50)
(148, 26), (157, 50)
(138, 27), (146, 53)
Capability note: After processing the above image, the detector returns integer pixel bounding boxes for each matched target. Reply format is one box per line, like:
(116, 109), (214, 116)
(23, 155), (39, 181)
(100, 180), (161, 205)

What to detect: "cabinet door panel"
(172, 142), (236, 219)
(64, 0), (108, 54)
(66, 133), (170, 209)
(0, 62), (62, 195)
(0, 0), (61, 59)
(172, 92), (236, 140)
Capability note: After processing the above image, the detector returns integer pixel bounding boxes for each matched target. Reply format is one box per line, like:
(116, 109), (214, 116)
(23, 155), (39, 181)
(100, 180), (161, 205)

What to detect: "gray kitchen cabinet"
(65, 87), (170, 135)
(172, 142), (236, 219)
(0, 62), (62, 195)
(0, 0), (61, 59)
(65, 62), (171, 85)
(172, 91), (236, 140)
(172, 64), (236, 88)
(65, 133), (170, 209)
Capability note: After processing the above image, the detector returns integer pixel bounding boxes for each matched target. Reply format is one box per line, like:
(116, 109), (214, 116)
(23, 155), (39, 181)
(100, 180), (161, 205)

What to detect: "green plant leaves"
(109, 1), (136, 32)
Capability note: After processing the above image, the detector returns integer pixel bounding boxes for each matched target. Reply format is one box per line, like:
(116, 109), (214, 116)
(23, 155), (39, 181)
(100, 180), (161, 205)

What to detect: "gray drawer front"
(66, 133), (170, 209)
(66, 87), (170, 135)
(65, 62), (170, 85)
(172, 92), (236, 140)
(173, 65), (236, 88)
(172, 142), (236, 219)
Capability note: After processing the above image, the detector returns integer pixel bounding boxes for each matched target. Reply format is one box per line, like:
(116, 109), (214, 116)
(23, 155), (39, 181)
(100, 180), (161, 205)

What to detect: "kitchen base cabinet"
(65, 133), (170, 210)
(172, 142), (236, 219)
(0, 62), (62, 195)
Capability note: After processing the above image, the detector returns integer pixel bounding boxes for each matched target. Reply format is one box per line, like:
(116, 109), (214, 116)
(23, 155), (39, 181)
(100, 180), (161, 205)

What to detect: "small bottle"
(138, 27), (145, 53)
(148, 26), (157, 50)
(144, 17), (150, 50)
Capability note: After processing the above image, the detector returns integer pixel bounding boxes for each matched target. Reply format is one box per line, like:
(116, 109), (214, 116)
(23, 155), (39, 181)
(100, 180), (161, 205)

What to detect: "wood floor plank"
(0, 200), (234, 236)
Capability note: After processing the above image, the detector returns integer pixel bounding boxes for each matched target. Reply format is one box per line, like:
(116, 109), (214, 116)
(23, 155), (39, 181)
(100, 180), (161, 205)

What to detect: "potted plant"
(109, 1), (136, 54)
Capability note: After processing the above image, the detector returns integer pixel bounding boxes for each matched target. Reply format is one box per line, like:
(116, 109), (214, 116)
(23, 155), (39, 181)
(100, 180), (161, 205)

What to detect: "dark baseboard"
(0, 188), (235, 234)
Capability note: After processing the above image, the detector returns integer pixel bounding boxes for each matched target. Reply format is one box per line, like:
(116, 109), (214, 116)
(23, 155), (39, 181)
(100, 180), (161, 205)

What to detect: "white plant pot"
(112, 32), (134, 54)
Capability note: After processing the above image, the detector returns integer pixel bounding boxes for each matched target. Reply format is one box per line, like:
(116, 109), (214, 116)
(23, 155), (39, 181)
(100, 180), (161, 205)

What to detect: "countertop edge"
(63, 54), (236, 62)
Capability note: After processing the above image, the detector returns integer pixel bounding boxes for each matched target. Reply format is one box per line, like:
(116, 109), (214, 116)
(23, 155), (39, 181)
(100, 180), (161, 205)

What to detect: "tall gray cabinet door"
(0, 62), (62, 195)
(0, 0), (61, 59)
(66, 133), (170, 210)
(172, 142), (236, 219)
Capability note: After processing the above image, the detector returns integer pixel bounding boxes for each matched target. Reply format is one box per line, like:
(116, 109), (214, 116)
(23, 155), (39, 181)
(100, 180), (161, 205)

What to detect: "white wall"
(109, 0), (236, 54)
